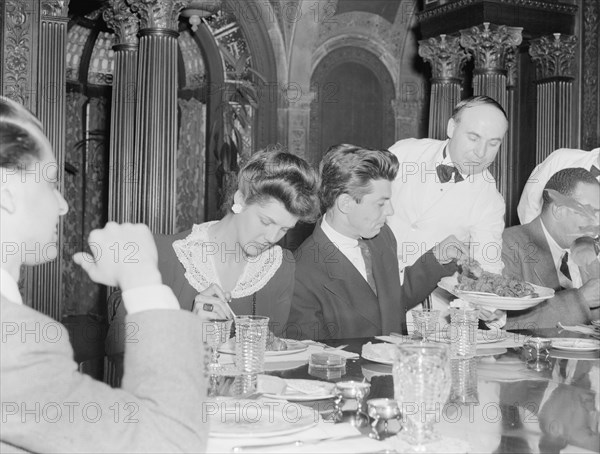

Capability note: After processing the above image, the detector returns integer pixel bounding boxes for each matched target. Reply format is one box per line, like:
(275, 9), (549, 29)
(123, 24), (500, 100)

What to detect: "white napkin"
(558, 322), (598, 336)
(376, 330), (528, 352)
(219, 344), (358, 371)
(207, 419), (391, 453)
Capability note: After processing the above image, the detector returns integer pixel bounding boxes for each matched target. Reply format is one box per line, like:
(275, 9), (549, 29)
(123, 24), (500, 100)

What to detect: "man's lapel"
(366, 232), (403, 334)
(526, 218), (561, 290)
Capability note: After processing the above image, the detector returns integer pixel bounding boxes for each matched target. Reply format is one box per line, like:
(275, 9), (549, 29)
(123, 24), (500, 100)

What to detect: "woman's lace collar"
(172, 221), (282, 298)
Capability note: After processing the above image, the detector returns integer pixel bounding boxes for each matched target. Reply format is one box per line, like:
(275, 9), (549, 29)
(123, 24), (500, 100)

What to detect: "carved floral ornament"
(529, 33), (577, 80)
(418, 34), (470, 82)
(126, 0), (191, 30)
(104, 0), (140, 45)
(41, 0), (69, 17)
(460, 22), (523, 73)
(4, 0), (32, 104)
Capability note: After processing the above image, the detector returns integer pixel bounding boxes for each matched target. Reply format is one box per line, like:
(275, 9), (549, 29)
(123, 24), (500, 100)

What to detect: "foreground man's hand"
(73, 222), (162, 291)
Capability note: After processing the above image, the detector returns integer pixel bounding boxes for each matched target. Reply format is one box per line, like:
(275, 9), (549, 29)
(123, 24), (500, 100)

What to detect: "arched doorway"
(309, 46), (396, 166)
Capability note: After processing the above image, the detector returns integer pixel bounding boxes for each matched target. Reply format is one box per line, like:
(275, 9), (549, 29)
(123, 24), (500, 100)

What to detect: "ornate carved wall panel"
(62, 92), (87, 316)
(1, 0), (39, 109)
(581, 0), (599, 149)
(177, 98), (207, 231)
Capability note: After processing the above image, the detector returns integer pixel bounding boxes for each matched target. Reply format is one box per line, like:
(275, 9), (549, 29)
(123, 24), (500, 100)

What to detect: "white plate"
(550, 338), (600, 352)
(361, 343), (395, 365)
(218, 338), (309, 356)
(208, 398), (318, 438)
(361, 351), (394, 365)
(259, 376), (335, 401)
(438, 275), (554, 310)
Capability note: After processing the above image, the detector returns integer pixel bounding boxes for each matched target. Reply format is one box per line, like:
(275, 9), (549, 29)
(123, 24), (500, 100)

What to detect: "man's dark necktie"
(358, 239), (377, 295)
(590, 165), (600, 178)
(560, 251), (572, 281)
(436, 164), (464, 183)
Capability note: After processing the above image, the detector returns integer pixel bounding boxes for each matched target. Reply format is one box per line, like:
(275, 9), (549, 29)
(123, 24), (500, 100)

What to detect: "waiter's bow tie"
(436, 164), (464, 183)
(590, 165), (600, 178)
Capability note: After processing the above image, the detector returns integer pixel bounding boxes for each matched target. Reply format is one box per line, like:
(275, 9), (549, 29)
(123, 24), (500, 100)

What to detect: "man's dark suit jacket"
(287, 223), (455, 340)
(502, 217), (599, 329)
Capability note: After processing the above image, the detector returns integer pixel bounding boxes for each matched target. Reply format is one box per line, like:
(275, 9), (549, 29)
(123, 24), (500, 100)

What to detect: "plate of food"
(438, 261), (554, 310)
(207, 397), (318, 437)
(258, 375), (335, 401)
(550, 338), (600, 352)
(218, 338), (308, 356)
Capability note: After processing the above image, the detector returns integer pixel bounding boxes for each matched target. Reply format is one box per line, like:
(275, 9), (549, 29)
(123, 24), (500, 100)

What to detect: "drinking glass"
(203, 318), (233, 373)
(449, 307), (479, 358)
(411, 309), (440, 341)
(449, 358), (479, 404)
(234, 315), (269, 395)
(393, 343), (451, 451)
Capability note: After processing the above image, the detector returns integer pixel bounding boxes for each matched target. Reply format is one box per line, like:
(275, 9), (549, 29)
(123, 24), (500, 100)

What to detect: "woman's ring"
(203, 303), (214, 312)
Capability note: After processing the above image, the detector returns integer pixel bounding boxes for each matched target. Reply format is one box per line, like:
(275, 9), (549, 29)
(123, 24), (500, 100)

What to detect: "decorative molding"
(418, 34), (470, 81)
(529, 33), (577, 80)
(505, 46), (518, 88)
(127, 0), (190, 30)
(417, 0), (578, 21)
(582, 0), (598, 149)
(104, 0), (140, 45)
(460, 22), (522, 73)
(3, 0), (33, 105)
(41, 0), (69, 17)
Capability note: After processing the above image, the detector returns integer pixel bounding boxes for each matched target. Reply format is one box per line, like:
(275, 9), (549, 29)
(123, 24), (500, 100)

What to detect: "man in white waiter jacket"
(388, 95), (508, 276)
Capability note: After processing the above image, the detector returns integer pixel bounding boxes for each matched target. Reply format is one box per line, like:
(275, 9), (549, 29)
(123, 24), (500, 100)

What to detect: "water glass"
(393, 343), (451, 449)
(234, 315), (269, 394)
(412, 309), (440, 341)
(449, 358), (479, 404)
(449, 307), (479, 358)
(203, 318), (233, 373)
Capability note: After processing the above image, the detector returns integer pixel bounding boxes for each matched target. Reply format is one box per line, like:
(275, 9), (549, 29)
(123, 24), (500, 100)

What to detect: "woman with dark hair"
(166, 147), (320, 333)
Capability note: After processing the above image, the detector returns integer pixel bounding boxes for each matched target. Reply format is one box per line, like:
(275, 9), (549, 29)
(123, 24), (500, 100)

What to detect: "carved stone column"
(418, 34), (470, 140)
(127, 0), (189, 233)
(104, 1), (139, 224)
(19, 0), (70, 319)
(529, 33), (577, 163)
(460, 22), (522, 207)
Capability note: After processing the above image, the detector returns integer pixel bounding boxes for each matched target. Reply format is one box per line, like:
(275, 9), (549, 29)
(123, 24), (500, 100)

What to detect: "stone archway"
(308, 46), (396, 166)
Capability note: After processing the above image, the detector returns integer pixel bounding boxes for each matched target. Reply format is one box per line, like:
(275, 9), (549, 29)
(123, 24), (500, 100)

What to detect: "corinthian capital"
(104, 0), (139, 45)
(127, 0), (191, 31)
(418, 34), (470, 82)
(460, 22), (523, 73)
(529, 33), (577, 80)
(41, 0), (69, 17)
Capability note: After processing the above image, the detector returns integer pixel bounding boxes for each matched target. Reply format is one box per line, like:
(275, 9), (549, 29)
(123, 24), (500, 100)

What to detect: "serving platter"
(438, 275), (554, 310)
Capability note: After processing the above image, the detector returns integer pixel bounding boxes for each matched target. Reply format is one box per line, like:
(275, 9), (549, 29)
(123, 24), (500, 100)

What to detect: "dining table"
(205, 326), (600, 453)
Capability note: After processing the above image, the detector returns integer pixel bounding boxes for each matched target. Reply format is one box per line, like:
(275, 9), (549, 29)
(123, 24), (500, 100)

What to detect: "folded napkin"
(219, 343), (358, 372)
(207, 419), (391, 453)
(558, 322), (598, 336)
(376, 330), (528, 352)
